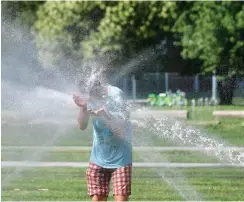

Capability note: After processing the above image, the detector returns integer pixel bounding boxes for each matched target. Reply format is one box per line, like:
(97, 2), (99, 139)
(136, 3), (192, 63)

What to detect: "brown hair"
(89, 80), (103, 97)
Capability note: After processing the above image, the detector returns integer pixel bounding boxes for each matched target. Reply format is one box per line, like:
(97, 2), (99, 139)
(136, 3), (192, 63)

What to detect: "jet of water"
(132, 112), (244, 166)
(132, 120), (202, 201)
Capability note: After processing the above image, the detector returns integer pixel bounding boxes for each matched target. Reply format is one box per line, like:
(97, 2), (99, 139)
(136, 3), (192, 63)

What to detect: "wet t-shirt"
(88, 85), (132, 168)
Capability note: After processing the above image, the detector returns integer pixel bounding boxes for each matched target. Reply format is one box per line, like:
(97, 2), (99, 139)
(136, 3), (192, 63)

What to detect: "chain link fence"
(116, 73), (244, 101)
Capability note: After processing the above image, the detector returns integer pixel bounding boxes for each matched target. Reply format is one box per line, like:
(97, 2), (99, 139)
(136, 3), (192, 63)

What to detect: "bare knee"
(91, 195), (108, 201)
(114, 195), (129, 201)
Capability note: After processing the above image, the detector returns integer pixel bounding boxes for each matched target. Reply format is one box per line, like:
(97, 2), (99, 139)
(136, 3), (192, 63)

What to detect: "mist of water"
(131, 111), (244, 166)
(2, 13), (243, 201)
(132, 121), (202, 201)
(111, 48), (157, 83)
(1, 17), (107, 187)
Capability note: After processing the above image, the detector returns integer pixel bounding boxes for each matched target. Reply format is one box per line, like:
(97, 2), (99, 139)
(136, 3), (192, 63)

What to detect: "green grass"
(2, 105), (244, 201)
(2, 105), (244, 146)
(151, 105), (244, 145)
(2, 167), (244, 201)
(1, 150), (219, 163)
(1, 125), (93, 146)
(1, 168), (182, 201)
(151, 105), (244, 120)
(233, 97), (244, 105)
(201, 119), (244, 146)
(188, 105), (244, 120)
(183, 106), (244, 146)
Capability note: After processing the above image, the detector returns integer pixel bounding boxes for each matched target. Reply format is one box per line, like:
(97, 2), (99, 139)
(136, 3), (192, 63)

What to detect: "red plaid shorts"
(86, 162), (132, 197)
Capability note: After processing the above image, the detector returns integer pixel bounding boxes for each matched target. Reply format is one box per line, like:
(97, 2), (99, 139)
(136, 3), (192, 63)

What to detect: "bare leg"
(114, 195), (129, 201)
(91, 195), (108, 201)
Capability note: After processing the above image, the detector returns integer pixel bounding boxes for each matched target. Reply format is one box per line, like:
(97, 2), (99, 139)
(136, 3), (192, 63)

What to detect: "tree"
(1, 1), (45, 86)
(33, 1), (180, 77)
(1, 1), (44, 27)
(173, 1), (244, 104)
(6, 1), (243, 104)
(82, 1), (178, 74)
(34, 1), (108, 71)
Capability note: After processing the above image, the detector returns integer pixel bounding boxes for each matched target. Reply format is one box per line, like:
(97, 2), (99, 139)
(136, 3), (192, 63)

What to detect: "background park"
(1, 1), (244, 201)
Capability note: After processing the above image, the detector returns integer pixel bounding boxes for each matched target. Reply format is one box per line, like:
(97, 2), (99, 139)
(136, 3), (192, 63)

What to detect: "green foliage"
(3, 1), (243, 79)
(2, 1), (44, 27)
(82, 1), (178, 58)
(174, 2), (244, 76)
(30, 1), (179, 72)
(34, 1), (105, 67)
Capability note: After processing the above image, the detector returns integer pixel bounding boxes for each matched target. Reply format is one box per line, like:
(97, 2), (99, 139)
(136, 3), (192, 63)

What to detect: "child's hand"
(88, 108), (111, 119)
(73, 94), (87, 109)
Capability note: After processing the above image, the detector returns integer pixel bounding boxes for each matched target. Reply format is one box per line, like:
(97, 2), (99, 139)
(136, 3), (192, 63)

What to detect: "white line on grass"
(2, 146), (244, 151)
(2, 161), (244, 168)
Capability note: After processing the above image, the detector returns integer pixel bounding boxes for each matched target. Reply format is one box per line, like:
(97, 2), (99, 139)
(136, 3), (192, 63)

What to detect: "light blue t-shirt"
(88, 85), (132, 168)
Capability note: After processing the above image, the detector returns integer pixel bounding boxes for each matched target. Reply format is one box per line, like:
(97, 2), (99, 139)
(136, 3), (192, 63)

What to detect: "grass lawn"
(186, 106), (244, 146)
(1, 150), (220, 163)
(2, 167), (244, 201)
(150, 105), (244, 146)
(1, 124), (93, 146)
(1, 104), (244, 201)
(201, 119), (244, 146)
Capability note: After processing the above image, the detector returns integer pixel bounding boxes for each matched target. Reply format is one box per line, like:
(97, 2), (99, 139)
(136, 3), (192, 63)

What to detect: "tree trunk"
(218, 76), (237, 105)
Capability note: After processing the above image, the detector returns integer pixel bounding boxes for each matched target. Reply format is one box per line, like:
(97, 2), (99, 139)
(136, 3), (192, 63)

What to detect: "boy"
(73, 80), (132, 201)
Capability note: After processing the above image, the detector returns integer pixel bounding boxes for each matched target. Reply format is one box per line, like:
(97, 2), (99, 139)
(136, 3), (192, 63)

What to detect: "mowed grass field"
(1, 105), (244, 201)
(2, 167), (244, 201)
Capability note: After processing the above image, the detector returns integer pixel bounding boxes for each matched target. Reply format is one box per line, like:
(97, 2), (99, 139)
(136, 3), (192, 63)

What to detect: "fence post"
(212, 71), (217, 100)
(132, 74), (136, 100)
(165, 72), (168, 92)
(194, 74), (200, 92)
(156, 64), (160, 90)
(123, 77), (128, 96)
